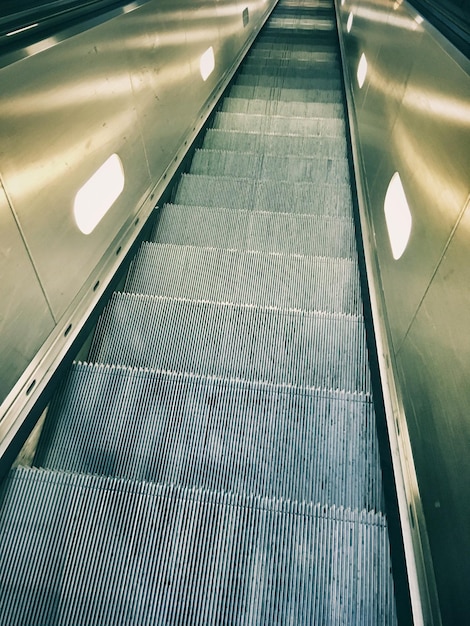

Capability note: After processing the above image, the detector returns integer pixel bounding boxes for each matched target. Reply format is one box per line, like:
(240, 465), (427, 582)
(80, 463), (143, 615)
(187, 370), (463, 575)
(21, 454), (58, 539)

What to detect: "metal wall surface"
(336, 1), (470, 624)
(0, 0), (277, 456)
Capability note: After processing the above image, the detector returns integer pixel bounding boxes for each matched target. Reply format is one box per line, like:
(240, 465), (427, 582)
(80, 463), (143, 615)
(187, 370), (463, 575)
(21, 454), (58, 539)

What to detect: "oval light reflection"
(74, 153), (125, 235)
(384, 172), (412, 260)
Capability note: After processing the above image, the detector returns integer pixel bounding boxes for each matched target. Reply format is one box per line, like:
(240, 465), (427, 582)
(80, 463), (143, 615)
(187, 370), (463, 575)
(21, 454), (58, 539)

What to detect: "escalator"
(0, 0), (400, 622)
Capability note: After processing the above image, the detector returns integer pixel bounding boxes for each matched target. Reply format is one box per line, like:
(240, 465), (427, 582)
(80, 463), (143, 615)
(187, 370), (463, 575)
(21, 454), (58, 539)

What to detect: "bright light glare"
(347, 13), (353, 32)
(357, 53), (367, 88)
(6, 23), (38, 36)
(74, 153), (124, 235)
(384, 172), (412, 260)
(200, 46), (215, 81)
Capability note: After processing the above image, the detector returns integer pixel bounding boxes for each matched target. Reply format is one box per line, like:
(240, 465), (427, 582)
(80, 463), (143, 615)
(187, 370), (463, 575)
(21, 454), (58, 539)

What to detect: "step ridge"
(124, 242), (362, 315)
(202, 128), (347, 159)
(221, 97), (344, 117)
(212, 111), (345, 126)
(89, 293), (372, 394)
(133, 240), (356, 262)
(102, 290), (364, 320)
(193, 148), (348, 162)
(157, 203), (355, 222)
(190, 148), (350, 183)
(5, 465), (386, 521)
(70, 360), (375, 401)
(211, 111), (344, 137)
(152, 205), (358, 258)
(174, 173), (352, 216)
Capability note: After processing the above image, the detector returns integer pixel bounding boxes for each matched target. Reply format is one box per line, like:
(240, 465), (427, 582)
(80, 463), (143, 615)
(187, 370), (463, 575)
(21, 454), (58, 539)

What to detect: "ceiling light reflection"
(384, 172), (412, 260)
(74, 154), (125, 235)
(6, 23), (39, 37)
(200, 46), (215, 81)
(357, 53), (367, 88)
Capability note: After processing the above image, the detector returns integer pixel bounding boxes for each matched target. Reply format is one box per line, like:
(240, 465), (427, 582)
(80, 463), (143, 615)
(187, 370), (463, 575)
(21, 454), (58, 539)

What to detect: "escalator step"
(245, 49), (339, 65)
(190, 150), (348, 183)
(124, 243), (361, 315)
(174, 174), (351, 216)
(35, 363), (383, 512)
(234, 74), (342, 91)
(221, 96), (343, 118)
(229, 83), (342, 102)
(256, 34), (337, 48)
(152, 205), (357, 259)
(0, 467), (397, 626)
(238, 61), (338, 79)
(89, 293), (371, 393)
(212, 111), (344, 136)
(247, 48), (338, 63)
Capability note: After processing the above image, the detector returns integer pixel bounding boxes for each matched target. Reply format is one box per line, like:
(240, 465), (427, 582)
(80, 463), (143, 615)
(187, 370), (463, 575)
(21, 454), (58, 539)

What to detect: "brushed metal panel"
(0, 183), (54, 405)
(368, 39), (470, 347)
(341, 0), (470, 348)
(0, 15), (152, 319)
(395, 200), (470, 624)
(122, 3), (193, 182)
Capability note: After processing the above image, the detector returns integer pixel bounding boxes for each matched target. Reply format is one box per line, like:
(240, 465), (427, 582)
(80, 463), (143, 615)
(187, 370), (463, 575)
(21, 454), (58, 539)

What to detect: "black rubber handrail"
(408, 0), (470, 58)
(0, 0), (140, 59)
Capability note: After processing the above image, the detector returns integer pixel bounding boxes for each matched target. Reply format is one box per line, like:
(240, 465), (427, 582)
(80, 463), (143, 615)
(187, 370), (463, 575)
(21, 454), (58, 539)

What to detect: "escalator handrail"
(407, 0), (470, 58)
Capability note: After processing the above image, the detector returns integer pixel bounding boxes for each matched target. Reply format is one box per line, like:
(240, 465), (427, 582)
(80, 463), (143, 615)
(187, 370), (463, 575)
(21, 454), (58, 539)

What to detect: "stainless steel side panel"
(0, 17), (152, 319)
(0, 182), (54, 404)
(0, 0), (277, 455)
(336, 0), (470, 623)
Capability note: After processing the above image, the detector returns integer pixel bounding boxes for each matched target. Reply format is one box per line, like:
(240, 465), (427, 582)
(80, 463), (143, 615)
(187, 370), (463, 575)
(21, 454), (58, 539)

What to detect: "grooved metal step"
(234, 73), (342, 91)
(221, 96), (344, 118)
(190, 150), (349, 183)
(229, 83), (343, 102)
(174, 174), (351, 216)
(35, 363), (383, 510)
(89, 293), (371, 393)
(246, 48), (339, 64)
(212, 111), (344, 136)
(0, 467), (397, 626)
(203, 129), (347, 158)
(152, 205), (358, 259)
(256, 34), (338, 49)
(125, 243), (361, 315)
(239, 61), (339, 79)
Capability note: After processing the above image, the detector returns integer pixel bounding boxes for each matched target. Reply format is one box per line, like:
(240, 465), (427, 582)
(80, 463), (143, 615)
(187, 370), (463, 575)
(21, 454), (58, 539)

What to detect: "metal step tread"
(256, 35), (338, 50)
(229, 83), (343, 103)
(190, 149), (349, 183)
(221, 96), (344, 118)
(124, 242), (362, 315)
(238, 61), (340, 79)
(246, 48), (339, 63)
(152, 204), (358, 259)
(0, 466), (397, 626)
(174, 173), (352, 217)
(89, 292), (372, 394)
(35, 362), (383, 511)
(203, 128), (347, 158)
(234, 74), (342, 91)
(212, 111), (344, 137)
